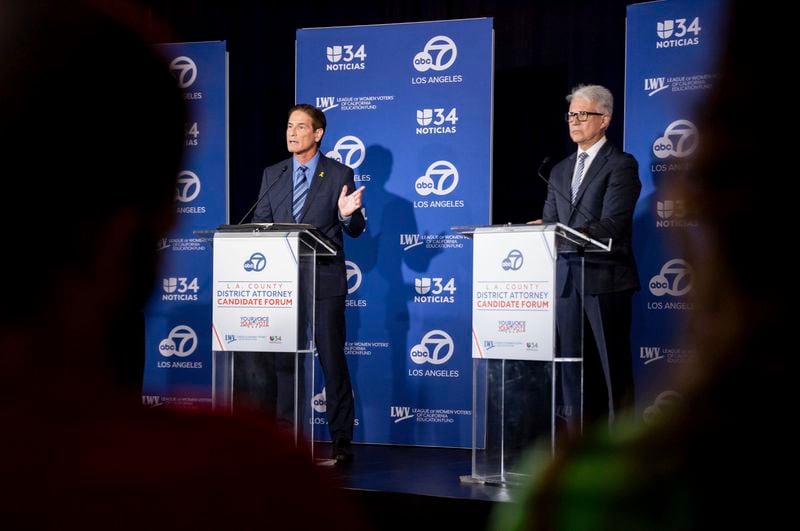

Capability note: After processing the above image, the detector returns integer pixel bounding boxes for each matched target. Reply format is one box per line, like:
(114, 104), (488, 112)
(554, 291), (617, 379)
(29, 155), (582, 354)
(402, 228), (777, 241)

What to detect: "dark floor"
(323, 443), (511, 502)
(318, 443), (512, 531)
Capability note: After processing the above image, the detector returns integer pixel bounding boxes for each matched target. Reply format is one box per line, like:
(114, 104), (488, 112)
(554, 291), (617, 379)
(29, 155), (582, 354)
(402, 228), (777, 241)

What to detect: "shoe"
(333, 439), (354, 464)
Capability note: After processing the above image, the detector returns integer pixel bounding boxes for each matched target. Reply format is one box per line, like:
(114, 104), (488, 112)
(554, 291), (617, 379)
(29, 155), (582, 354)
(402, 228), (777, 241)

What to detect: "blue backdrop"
(625, 0), (729, 420)
(297, 19), (493, 447)
(142, 42), (228, 409)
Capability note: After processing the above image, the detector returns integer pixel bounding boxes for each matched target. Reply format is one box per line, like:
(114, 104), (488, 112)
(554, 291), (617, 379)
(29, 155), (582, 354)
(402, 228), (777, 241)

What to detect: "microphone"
(536, 156), (551, 182)
(236, 165), (289, 224)
(536, 156), (599, 225)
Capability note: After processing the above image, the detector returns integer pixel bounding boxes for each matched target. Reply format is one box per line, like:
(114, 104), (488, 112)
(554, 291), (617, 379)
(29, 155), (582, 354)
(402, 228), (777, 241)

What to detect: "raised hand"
(338, 185), (365, 217)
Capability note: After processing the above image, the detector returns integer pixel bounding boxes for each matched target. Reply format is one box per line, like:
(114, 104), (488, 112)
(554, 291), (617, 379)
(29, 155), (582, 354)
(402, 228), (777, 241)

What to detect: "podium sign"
(211, 233), (300, 352)
(209, 224), (335, 453)
(455, 223), (610, 486)
(472, 231), (556, 361)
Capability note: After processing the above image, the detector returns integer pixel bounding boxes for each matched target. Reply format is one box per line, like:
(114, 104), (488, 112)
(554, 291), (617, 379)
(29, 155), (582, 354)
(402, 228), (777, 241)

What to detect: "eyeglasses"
(564, 111), (604, 122)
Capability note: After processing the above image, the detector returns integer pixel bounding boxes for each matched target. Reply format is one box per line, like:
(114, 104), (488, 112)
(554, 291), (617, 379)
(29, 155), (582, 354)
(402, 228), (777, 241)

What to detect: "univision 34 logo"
(326, 45), (366, 71)
(416, 107), (458, 135)
(656, 17), (701, 48)
(414, 277), (456, 304)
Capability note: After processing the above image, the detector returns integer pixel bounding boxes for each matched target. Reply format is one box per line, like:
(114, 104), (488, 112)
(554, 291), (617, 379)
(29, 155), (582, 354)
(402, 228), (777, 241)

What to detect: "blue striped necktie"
(292, 165), (308, 222)
(571, 152), (588, 203)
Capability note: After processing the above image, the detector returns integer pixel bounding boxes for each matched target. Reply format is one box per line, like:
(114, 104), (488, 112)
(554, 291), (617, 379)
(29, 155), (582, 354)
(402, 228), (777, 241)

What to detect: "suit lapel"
(558, 153), (577, 222)
(298, 154), (329, 222)
(270, 159), (293, 219)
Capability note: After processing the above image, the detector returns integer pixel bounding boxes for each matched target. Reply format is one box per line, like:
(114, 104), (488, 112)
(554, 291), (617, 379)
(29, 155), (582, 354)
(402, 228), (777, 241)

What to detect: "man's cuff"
(338, 211), (352, 225)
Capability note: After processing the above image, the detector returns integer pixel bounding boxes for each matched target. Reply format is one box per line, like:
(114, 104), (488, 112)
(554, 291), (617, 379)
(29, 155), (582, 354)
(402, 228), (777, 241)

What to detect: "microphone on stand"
(536, 156), (599, 225)
(235, 165), (289, 225)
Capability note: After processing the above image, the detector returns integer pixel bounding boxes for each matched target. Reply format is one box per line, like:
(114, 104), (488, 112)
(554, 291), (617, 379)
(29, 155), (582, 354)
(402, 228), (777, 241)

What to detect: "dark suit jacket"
(542, 140), (641, 296)
(253, 155), (365, 298)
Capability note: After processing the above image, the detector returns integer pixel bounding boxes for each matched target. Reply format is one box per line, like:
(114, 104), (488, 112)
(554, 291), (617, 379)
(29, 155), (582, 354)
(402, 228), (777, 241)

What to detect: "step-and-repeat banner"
(625, 0), (728, 420)
(297, 19), (493, 447)
(142, 42), (228, 410)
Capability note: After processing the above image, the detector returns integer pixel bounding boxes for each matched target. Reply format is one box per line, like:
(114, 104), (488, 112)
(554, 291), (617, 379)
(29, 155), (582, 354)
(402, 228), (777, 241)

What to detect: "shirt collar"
(293, 151), (320, 176)
(577, 136), (607, 160)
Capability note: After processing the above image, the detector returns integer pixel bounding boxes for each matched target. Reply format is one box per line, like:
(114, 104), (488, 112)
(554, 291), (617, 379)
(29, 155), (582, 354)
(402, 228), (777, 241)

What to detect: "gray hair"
(566, 84), (613, 116)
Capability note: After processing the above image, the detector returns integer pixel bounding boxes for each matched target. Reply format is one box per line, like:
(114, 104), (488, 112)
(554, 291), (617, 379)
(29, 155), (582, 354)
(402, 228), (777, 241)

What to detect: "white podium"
(454, 223), (611, 486)
(210, 223), (336, 456)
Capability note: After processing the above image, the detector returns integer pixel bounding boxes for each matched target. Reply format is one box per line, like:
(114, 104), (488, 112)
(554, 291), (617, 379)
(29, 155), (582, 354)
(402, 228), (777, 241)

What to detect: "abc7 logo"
(642, 390), (682, 424)
(415, 160), (459, 196)
(243, 252), (267, 272)
(326, 135), (365, 169)
(413, 35), (458, 72)
(652, 120), (698, 159)
(158, 325), (198, 357)
(409, 330), (454, 365)
(502, 249), (524, 271)
(345, 260), (362, 294)
(169, 56), (197, 88)
(175, 171), (201, 203)
(650, 259), (693, 296)
(312, 388), (327, 413)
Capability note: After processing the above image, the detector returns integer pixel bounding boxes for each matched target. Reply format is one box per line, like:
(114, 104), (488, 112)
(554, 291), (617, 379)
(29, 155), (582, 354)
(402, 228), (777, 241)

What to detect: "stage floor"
(321, 443), (511, 503)
(315, 444), (514, 530)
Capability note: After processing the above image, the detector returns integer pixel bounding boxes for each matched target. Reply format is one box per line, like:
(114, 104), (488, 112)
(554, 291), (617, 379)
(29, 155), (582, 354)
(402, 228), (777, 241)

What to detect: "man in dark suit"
(541, 85), (641, 427)
(252, 103), (365, 462)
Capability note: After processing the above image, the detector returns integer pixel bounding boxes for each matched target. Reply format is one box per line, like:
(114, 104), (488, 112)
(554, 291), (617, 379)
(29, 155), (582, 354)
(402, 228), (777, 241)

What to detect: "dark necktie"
(292, 165), (308, 222)
(571, 152), (588, 203)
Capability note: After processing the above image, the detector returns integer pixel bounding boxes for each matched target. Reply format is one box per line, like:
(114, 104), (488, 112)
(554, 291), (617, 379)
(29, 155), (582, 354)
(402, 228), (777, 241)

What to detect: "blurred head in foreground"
(0, 0), (185, 403)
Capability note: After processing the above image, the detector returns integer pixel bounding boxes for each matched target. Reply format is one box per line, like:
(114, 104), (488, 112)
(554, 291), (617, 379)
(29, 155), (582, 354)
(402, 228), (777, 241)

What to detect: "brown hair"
(288, 103), (326, 146)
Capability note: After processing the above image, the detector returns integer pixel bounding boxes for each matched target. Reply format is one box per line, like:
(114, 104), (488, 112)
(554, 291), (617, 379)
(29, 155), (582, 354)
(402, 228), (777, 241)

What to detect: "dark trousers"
(557, 282), (635, 429)
(315, 294), (354, 443)
(231, 352), (299, 429)
(232, 295), (354, 443)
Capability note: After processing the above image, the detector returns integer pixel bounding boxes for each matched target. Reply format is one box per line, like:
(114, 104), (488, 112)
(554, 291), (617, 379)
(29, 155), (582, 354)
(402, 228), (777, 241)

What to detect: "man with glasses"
(540, 84), (641, 429)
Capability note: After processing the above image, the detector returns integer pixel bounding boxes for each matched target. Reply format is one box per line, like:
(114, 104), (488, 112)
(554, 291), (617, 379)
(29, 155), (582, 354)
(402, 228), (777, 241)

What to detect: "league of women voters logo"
(326, 135), (366, 169)
(169, 56), (197, 88)
(158, 325), (198, 357)
(409, 330), (454, 365)
(390, 406), (414, 423)
(413, 35), (458, 72)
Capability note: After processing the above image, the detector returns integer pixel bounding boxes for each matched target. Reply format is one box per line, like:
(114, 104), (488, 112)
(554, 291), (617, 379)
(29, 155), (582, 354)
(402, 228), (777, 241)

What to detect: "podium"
(209, 223), (336, 456)
(453, 223), (611, 486)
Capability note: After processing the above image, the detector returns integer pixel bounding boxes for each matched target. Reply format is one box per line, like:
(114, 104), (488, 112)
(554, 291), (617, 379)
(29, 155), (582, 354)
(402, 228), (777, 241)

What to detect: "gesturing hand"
(338, 185), (365, 217)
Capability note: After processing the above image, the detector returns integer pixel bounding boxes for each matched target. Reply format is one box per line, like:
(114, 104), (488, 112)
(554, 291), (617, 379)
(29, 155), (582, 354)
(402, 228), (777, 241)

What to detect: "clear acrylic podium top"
(452, 222), (611, 253)
(213, 223), (338, 256)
